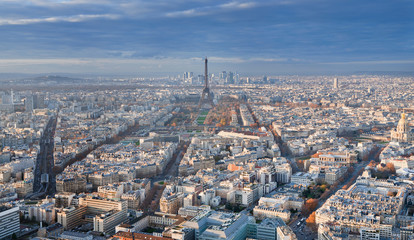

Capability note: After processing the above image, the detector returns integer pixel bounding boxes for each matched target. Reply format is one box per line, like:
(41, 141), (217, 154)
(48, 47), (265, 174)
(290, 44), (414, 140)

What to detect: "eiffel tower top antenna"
(204, 57), (208, 88)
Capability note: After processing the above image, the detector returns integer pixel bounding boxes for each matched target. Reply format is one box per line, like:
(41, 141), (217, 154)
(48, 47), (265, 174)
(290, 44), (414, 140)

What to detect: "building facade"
(0, 206), (20, 239)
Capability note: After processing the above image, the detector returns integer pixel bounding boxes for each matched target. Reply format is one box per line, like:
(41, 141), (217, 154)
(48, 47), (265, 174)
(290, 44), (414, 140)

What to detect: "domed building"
(391, 113), (414, 142)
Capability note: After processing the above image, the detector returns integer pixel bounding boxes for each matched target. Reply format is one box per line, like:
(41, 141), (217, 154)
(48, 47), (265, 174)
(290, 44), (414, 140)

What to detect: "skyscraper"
(226, 71), (234, 84)
(25, 95), (34, 112)
(333, 78), (339, 89)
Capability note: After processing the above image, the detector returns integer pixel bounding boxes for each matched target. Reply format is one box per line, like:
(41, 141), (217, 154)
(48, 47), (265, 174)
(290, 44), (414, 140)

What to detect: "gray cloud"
(0, 0), (412, 74)
(165, 1), (259, 17)
(0, 14), (119, 26)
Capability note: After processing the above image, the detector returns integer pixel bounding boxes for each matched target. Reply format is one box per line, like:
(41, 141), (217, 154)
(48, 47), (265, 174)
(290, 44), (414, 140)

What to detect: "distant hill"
(31, 75), (84, 83)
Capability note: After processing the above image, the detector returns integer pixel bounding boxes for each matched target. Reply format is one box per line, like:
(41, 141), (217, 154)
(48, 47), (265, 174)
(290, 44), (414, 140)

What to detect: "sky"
(0, 0), (413, 75)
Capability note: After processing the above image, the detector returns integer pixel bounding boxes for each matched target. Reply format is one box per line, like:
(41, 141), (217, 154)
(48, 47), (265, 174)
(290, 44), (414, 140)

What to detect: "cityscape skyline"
(1, 1), (414, 240)
(0, 56), (414, 239)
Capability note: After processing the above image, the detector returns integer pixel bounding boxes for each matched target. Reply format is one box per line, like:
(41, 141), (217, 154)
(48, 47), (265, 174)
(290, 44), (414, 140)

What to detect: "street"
(31, 115), (57, 198)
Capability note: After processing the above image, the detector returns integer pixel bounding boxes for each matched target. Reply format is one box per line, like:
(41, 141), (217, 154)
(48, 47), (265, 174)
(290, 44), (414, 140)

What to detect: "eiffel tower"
(198, 57), (214, 109)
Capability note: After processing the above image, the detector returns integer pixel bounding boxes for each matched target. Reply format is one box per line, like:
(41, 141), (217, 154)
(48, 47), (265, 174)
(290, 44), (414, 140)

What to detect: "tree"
(52, 166), (62, 174)
(306, 211), (316, 224)
(302, 198), (319, 216)
(368, 160), (377, 167)
(311, 152), (321, 158)
(386, 163), (396, 174)
(371, 127), (379, 132)
(387, 191), (397, 197)
(320, 185), (335, 200)
(374, 148), (383, 161)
